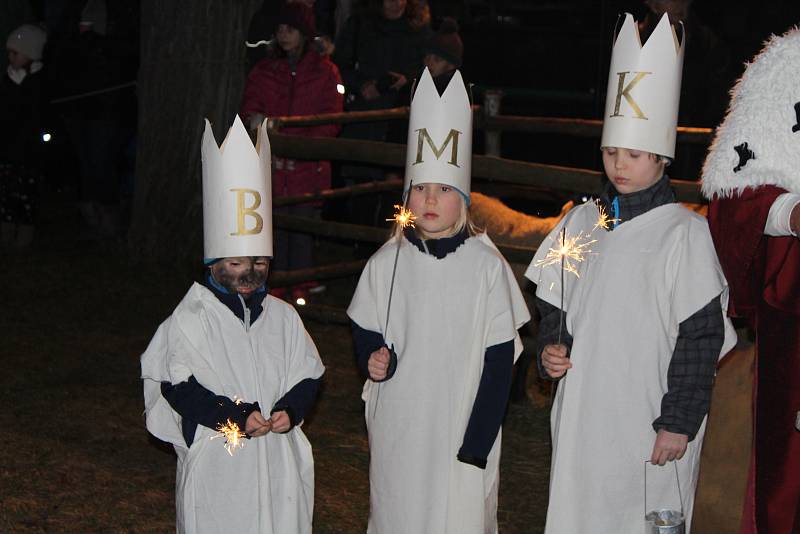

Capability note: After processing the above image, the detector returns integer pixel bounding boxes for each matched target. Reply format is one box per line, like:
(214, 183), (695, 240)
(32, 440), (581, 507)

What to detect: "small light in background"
(42, 132), (52, 142)
(581, 196), (589, 202)
(295, 297), (307, 306)
(336, 84), (345, 95)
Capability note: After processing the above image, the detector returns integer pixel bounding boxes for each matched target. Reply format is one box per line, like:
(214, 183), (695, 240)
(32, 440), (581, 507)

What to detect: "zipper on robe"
(238, 294), (251, 332)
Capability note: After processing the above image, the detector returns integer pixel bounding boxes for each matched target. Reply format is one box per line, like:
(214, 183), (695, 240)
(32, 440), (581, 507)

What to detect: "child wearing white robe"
(348, 181), (530, 534)
(141, 257), (325, 534)
(527, 147), (737, 533)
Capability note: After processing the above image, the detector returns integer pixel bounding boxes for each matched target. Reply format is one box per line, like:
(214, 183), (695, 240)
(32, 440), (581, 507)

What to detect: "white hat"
(6, 24), (47, 61)
(702, 27), (800, 199)
(404, 67), (472, 199)
(202, 116), (273, 261)
(600, 13), (685, 158)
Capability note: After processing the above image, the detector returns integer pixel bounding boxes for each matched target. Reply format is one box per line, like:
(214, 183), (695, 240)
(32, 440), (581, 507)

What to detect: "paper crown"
(600, 13), (685, 158)
(405, 67), (472, 197)
(702, 27), (800, 199)
(202, 115), (273, 260)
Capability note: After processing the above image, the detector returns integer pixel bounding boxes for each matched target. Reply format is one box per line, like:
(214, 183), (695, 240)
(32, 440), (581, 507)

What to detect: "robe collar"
(203, 274), (268, 325)
(403, 226), (468, 259)
(599, 175), (676, 230)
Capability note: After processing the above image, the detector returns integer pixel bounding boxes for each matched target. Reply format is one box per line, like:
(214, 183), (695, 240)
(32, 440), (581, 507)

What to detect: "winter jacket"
(241, 49), (343, 197)
(0, 68), (46, 165)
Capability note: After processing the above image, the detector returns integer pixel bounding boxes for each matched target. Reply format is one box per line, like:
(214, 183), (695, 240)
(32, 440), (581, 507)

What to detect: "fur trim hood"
(701, 27), (800, 199)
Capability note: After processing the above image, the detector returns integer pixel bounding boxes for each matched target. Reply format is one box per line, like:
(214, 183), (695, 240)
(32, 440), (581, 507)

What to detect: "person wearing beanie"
(142, 117), (324, 533)
(526, 13), (735, 533)
(1, 24), (48, 248)
(240, 2), (343, 304)
(423, 17), (463, 93)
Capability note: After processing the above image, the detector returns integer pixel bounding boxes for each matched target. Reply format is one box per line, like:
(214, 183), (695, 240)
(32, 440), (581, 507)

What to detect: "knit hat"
(276, 3), (317, 37)
(6, 24), (47, 61)
(425, 18), (463, 68)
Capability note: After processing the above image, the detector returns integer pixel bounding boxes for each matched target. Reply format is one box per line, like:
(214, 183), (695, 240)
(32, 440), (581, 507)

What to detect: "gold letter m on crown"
(610, 71), (651, 120)
(413, 128), (461, 167)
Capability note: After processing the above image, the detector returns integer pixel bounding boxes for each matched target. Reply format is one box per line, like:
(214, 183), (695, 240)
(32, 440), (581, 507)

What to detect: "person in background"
(0, 24), (47, 249)
(701, 27), (800, 534)
(241, 2), (344, 304)
(333, 0), (431, 228)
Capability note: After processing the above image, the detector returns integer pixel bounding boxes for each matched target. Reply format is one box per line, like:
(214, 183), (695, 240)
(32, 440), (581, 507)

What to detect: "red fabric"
(708, 185), (800, 534)
(240, 50), (343, 198)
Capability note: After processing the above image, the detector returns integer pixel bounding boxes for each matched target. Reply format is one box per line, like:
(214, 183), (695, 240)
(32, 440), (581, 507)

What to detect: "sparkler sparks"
(593, 200), (619, 231)
(213, 419), (247, 456)
(387, 205), (416, 228)
(534, 230), (596, 278)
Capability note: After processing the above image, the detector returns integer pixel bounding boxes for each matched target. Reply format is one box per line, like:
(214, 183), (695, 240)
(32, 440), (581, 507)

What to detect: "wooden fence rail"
(268, 107), (715, 145)
(268, 133), (705, 204)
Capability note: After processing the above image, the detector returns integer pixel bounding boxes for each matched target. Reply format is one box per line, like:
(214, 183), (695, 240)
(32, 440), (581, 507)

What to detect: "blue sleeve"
(272, 377), (322, 430)
(351, 320), (397, 381)
(458, 339), (515, 469)
(161, 376), (260, 447)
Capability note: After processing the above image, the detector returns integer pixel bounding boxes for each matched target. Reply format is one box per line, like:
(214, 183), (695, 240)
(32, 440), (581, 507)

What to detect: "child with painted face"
(526, 14), (737, 534)
(141, 118), (324, 534)
(348, 68), (529, 534)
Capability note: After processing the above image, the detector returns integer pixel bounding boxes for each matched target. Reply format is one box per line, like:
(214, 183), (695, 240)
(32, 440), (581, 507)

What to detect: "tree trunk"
(129, 0), (261, 262)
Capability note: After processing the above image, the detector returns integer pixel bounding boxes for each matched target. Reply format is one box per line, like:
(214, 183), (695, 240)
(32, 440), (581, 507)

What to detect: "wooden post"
(483, 89), (504, 157)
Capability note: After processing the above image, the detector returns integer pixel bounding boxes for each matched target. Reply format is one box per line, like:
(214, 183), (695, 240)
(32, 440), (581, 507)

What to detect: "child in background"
(348, 67), (529, 534)
(240, 2), (343, 304)
(1, 24), (47, 248)
(526, 13), (736, 533)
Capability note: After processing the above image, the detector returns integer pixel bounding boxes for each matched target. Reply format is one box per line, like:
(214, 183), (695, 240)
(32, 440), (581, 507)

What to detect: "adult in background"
(333, 0), (431, 227)
(1, 24), (47, 248)
(241, 2), (343, 303)
(702, 27), (800, 534)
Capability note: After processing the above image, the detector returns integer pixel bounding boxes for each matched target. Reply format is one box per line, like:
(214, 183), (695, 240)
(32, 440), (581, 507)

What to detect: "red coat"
(241, 50), (343, 197)
(708, 185), (800, 534)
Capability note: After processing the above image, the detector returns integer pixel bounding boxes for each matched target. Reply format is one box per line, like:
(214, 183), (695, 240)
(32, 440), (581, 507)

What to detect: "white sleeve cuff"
(765, 193), (800, 237)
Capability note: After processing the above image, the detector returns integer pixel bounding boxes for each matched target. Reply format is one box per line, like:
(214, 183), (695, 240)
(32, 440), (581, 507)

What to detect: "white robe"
(141, 283), (325, 534)
(348, 233), (530, 534)
(525, 201), (737, 534)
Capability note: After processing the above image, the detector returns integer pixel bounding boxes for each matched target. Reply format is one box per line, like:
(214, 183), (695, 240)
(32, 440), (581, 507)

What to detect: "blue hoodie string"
(611, 196), (620, 229)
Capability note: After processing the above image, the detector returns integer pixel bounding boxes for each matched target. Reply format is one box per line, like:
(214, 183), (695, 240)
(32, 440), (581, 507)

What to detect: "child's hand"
(368, 346), (391, 381)
(541, 344), (572, 378)
(270, 410), (291, 433)
(650, 429), (688, 465)
(245, 410), (272, 437)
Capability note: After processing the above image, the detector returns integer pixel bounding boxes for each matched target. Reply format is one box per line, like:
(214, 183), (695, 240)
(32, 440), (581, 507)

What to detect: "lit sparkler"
(593, 200), (619, 231)
(372, 182), (415, 419)
(386, 205), (416, 229)
(534, 229), (596, 278)
(213, 419), (247, 456)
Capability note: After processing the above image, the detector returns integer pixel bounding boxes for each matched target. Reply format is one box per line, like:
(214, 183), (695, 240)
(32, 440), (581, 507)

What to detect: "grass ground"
(0, 201), (551, 533)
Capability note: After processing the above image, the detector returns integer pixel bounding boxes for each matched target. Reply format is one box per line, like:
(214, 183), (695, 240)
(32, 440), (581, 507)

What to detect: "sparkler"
(534, 217), (597, 346)
(213, 419), (247, 456)
(533, 229), (596, 278)
(372, 182), (415, 419)
(386, 205), (417, 229)
(593, 200), (619, 231)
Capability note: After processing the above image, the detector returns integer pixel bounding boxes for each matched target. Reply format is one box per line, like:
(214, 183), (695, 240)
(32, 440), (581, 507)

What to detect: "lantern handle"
(644, 459), (684, 518)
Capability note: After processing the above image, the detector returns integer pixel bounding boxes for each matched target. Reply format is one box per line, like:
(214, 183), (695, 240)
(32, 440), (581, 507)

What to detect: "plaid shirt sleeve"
(534, 297), (574, 381)
(652, 295), (725, 441)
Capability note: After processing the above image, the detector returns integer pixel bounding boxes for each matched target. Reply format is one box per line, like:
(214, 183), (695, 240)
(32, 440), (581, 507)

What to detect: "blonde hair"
(391, 193), (482, 240)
